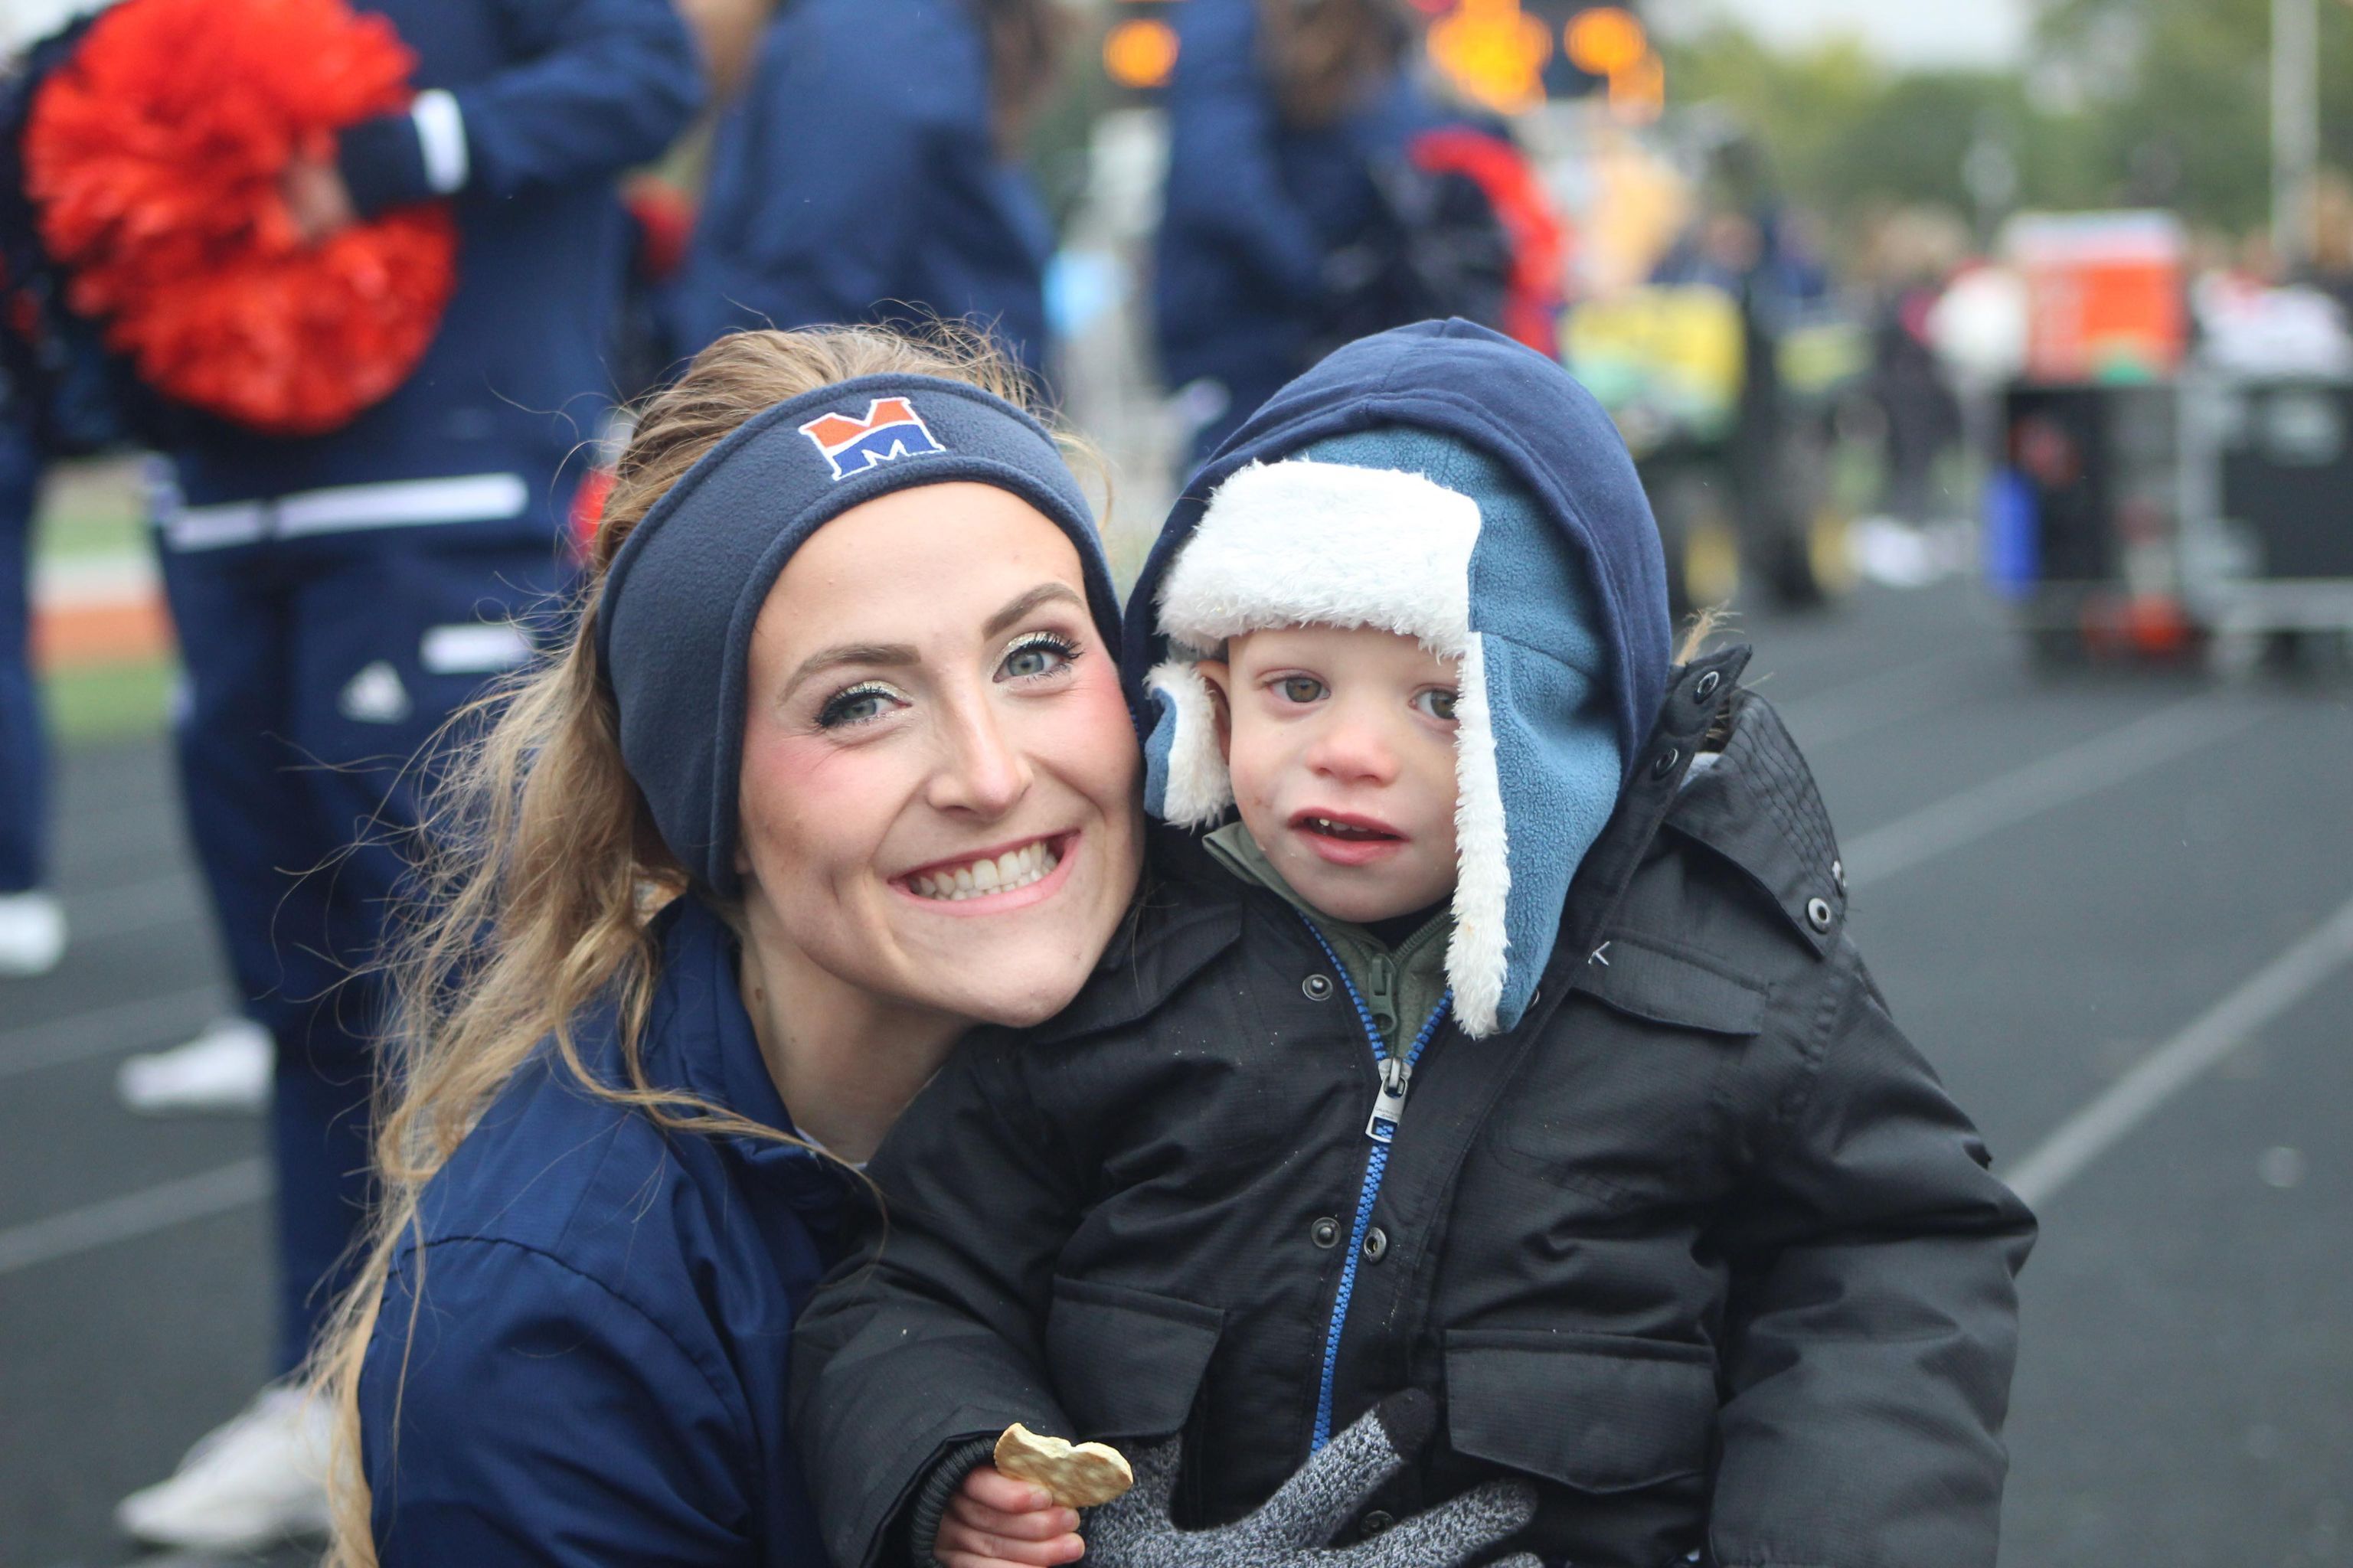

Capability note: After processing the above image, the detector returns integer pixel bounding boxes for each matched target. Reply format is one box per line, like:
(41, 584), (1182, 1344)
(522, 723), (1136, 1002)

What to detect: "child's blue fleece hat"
(1126, 320), (1672, 1037)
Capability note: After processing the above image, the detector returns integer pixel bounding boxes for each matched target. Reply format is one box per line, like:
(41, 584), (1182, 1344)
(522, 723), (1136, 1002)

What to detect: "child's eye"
(996, 632), (1081, 684)
(1274, 675), (1328, 705)
(1414, 688), (1459, 724)
(816, 681), (907, 729)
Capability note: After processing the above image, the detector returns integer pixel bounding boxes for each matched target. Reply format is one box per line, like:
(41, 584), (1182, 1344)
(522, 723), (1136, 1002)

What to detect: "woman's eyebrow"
(983, 583), (1086, 640)
(783, 642), (919, 696)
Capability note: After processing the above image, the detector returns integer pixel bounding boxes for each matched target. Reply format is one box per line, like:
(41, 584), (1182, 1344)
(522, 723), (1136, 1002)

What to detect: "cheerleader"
(87, 0), (702, 1548)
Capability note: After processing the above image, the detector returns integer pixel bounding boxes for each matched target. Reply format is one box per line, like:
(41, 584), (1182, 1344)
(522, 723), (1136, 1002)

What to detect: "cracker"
(993, 1423), (1135, 1509)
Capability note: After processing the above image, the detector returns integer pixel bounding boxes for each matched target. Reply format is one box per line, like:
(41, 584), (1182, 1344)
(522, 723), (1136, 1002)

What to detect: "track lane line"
(2005, 891), (2353, 1209)
(0, 1158), (270, 1277)
(1845, 696), (2266, 890)
(1770, 651), (1981, 749)
(0, 985), (228, 1081)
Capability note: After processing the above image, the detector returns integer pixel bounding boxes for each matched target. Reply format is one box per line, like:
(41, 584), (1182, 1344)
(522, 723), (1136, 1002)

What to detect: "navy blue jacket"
(668, 0), (1052, 377)
(358, 897), (846, 1566)
(1153, 0), (1443, 416)
(166, 0), (701, 536)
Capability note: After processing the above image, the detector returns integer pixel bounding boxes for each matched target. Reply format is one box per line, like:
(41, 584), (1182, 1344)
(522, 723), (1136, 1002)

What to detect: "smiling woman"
(311, 325), (1142, 1568)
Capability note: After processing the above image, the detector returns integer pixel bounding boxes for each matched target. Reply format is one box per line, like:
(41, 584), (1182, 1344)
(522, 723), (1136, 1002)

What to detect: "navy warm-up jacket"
(162, 0), (701, 542)
(358, 898), (848, 1566)
(668, 0), (1054, 376)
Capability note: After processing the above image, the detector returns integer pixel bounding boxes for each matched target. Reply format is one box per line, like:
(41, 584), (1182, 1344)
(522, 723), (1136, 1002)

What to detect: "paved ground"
(2, 577), (2348, 1566)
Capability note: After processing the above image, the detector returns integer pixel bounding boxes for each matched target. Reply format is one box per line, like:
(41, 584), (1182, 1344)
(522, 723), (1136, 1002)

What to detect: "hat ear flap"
(1446, 632), (1510, 1037)
(1143, 662), (1234, 828)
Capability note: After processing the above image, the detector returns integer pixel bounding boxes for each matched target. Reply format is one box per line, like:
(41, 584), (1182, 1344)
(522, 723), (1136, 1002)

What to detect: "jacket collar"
(644, 897), (848, 1195)
(1022, 825), (1247, 1047)
(1662, 675), (1848, 956)
(1547, 644), (1753, 984)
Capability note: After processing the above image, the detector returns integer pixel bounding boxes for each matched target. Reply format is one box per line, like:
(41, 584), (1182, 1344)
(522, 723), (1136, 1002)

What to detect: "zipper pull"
(1365, 1055), (1412, 1144)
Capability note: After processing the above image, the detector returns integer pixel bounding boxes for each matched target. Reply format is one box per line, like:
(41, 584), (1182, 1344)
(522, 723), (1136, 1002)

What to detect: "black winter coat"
(792, 651), (2036, 1568)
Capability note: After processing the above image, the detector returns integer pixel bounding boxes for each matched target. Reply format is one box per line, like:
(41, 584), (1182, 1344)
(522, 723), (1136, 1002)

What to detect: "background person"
(1153, 0), (1451, 459)
(111, 0), (702, 1548)
(665, 0), (1070, 379)
(0, 390), (63, 976)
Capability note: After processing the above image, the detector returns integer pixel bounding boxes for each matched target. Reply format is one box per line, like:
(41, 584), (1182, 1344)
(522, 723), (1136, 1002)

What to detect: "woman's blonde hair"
(314, 324), (1051, 1567)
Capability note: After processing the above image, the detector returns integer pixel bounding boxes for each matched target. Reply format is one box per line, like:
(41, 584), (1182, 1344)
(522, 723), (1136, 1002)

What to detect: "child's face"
(1199, 625), (1460, 926)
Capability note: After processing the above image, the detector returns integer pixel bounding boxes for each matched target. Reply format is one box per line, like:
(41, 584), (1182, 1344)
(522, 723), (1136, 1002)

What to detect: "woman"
(1154, 0), (1449, 458)
(666, 0), (1068, 377)
(320, 325), (1144, 1563)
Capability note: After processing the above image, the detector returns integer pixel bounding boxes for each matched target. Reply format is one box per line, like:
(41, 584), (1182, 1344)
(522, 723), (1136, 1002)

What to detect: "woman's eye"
(1415, 688), (1459, 723)
(1276, 675), (1328, 705)
(996, 633), (1080, 683)
(816, 682), (906, 729)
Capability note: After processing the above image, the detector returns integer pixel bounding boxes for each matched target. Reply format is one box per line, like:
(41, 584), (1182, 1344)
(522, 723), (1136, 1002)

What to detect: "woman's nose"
(927, 697), (1032, 817)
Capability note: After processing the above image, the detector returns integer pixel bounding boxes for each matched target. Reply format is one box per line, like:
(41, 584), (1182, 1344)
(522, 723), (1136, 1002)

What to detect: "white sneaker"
(117, 1017), (274, 1116)
(116, 1383), (333, 1550)
(0, 890), (67, 977)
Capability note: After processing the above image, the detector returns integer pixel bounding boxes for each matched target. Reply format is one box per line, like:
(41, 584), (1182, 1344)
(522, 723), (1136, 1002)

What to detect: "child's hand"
(935, 1464), (1087, 1568)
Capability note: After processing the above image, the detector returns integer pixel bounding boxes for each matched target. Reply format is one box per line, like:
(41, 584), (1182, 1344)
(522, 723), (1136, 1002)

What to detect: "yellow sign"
(1427, 0), (1551, 115)
(1104, 18), (1180, 90)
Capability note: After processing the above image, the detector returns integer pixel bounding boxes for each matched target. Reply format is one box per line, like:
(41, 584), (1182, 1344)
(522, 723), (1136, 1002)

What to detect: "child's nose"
(1306, 708), (1401, 786)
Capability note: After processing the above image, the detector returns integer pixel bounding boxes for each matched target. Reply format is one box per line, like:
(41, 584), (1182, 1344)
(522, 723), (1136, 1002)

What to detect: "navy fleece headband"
(596, 373), (1119, 896)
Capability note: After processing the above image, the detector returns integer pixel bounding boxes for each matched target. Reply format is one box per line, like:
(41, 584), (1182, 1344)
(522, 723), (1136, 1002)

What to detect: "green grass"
(44, 658), (176, 745)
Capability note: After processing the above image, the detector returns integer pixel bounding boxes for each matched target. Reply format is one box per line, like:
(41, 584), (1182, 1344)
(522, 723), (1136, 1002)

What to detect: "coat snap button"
(1806, 897), (1835, 933)
(1694, 669), (1722, 701)
(1302, 973), (1334, 1001)
(1651, 746), (1681, 779)
(1832, 858), (1847, 891)
(1359, 1512), (1395, 1537)
(1361, 1226), (1389, 1262)
(1311, 1217), (1341, 1248)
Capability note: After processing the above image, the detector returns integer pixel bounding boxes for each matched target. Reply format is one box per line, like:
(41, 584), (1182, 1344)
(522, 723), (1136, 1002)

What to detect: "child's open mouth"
(1293, 812), (1405, 866)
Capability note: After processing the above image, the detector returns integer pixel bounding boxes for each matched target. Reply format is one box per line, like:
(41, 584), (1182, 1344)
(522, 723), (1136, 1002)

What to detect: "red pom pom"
(21, 0), (458, 436)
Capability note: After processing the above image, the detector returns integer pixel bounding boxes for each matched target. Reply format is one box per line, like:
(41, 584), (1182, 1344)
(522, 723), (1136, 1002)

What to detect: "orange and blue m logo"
(797, 397), (946, 480)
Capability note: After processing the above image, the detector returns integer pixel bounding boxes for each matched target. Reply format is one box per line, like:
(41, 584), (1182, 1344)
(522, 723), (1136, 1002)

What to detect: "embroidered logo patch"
(798, 397), (946, 480)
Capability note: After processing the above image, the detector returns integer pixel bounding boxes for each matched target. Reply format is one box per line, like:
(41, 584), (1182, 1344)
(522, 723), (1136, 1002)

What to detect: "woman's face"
(735, 482), (1142, 1030)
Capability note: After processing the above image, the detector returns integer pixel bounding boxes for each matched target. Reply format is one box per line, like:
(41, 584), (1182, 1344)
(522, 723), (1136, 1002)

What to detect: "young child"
(793, 320), (2035, 1568)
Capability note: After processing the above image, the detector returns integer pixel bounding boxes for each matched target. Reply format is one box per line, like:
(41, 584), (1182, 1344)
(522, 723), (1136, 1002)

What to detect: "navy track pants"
(159, 535), (570, 1373)
(0, 419), (42, 894)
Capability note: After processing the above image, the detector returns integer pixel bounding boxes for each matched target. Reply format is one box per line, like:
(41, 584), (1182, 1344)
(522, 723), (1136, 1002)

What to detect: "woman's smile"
(894, 830), (1080, 911)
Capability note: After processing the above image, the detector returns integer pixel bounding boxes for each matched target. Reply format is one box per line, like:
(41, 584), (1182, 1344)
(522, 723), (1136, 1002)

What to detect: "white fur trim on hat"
(1155, 460), (1479, 658)
(1145, 659), (1234, 827)
(1446, 632), (1508, 1036)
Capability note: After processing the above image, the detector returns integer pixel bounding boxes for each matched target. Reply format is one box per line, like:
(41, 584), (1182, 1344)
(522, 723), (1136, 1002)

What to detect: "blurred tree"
(1656, 24), (2100, 230)
(2033, 0), (2328, 230)
(1659, 2), (2351, 242)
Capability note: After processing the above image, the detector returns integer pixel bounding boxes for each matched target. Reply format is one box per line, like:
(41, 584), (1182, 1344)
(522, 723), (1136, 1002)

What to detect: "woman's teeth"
(909, 840), (1060, 901)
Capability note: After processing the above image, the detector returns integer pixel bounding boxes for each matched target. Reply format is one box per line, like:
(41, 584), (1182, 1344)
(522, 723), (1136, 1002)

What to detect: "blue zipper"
(1299, 912), (1452, 1451)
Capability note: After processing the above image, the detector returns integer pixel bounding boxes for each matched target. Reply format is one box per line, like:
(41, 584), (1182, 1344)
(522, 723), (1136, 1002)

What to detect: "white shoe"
(0, 890), (67, 977)
(117, 1017), (274, 1116)
(116, 1383), (333, 1550)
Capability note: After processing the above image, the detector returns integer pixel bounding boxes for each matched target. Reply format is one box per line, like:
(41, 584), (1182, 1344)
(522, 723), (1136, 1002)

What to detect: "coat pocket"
(1443, 1328), (1718, 1494)
(1570, 936), (1770, 1037)
(1047, 1276), (1226, 1442)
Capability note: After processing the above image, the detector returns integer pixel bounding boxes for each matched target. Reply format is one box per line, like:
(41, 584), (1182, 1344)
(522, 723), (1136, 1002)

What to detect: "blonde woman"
(319, 326), (1145, 1564)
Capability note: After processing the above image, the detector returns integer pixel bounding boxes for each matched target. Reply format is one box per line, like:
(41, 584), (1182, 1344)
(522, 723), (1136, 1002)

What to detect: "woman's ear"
(1194, 659), (1234, 763)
